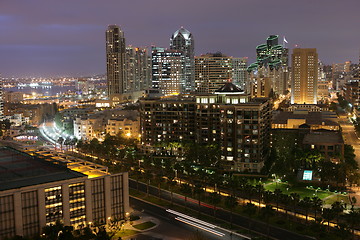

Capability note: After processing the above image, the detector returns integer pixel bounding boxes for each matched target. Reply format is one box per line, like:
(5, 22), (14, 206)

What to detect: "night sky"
(1, 0), (359, 77)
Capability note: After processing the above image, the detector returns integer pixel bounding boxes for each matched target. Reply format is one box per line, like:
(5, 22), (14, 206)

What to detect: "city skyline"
(0, 0), (360, 77)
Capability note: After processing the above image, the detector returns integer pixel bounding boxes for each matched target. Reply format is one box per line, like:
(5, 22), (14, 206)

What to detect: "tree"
(243, 203), (256, 235)
(331, 201), (345, 225)
(57, 137), (64, 151)
(322, 208), (335, 231)
(311, 196), (323, 223)
(255, 183), (265, 211)
(290, 193), (300, 219)
(180, 183), (192, 208)
(274, 188), (282, 212)
(225, 195), (238, 228)
(345, 208), (360, 238)
(209, 192), (221, 217)
(261, 205), (275, 239)
(299, 197), (312, 224)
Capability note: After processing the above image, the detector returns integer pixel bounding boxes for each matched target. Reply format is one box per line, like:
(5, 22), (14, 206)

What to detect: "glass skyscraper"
(106, 25), (126, 97)
(170, 27), (195, 93)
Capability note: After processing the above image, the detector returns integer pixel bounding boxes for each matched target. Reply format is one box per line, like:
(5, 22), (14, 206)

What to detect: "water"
(5, 85), (75, 96)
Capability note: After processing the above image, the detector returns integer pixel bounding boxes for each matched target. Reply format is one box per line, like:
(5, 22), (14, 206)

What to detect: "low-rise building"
(272, 110), (339, 130)
(303, 131), (344, 158)
(0, 147), (129, 239)
(74, 109), (139, 141)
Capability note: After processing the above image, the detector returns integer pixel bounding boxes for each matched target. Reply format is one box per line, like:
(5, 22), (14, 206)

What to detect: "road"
(129, 197), (247, 240)
(338, 117), (360, 164)
(129, 179), (315, 240)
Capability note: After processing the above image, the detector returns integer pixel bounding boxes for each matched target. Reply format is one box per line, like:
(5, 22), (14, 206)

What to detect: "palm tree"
(274, 188), (282, 212)
(255, 183), (265, 211)
(322, 208), (335, 231)
(331, 201), (345, 225)
(261, 205), (275, 239)
(194, 183), (204, 213)
(290, 193), (300, 219)
(243, 203), (256, 236)
(300, 197), (312, 224)
(345, 208), (360, 238)
(243, 184), (255, 204)
(180, 183), (192, 208)
(209, 192), (221, 217)
(225, 195), (238, 228)
(57, 136), (64, 151)
(311, 196), (323, 222)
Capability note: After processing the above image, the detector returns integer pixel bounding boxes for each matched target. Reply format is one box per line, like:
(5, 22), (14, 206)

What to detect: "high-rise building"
(151, 47), (184, 96)
(170, 27), (195, 93)
(125, 46), (151, 92)
(317, 60), (330, 102)
(195, 52), (233, 93)
(139, 82), (271, 172)
(106, 25), (126, 97)
(0, 74), (4, 121)
(232, 57), (248, 90)
(291, 48), (318, 104)
(247, 35), (289, 97)
(332, 61), (352, 90)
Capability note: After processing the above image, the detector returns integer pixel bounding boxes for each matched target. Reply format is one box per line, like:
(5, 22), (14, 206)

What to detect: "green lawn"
(264, 182), (333, 199)
(113, 229), (139, 238)
(323, 194), (350, 205)
(132, 221), (156, 230)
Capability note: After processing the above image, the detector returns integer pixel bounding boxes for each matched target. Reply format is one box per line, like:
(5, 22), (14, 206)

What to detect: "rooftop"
(273, 111), (339, 127)
(303, 131), (344, 144)
(0, 147), (86, 191)
(214, 82), (244, 93)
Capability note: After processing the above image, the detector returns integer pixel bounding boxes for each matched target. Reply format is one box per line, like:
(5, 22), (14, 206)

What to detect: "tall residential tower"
(106, 25), (126, 97)
(291, 48), (318, 104)
(170, 27), (195, 93)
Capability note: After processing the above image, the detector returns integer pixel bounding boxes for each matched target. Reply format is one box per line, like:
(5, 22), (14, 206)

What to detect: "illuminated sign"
(303, 170), (313, 181)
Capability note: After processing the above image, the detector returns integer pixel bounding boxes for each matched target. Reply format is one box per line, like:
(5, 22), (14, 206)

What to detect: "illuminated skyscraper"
(125, 46), (151, 92)
(106, 25), (126, 97)
(247, 35), (288, 97)
(151, 47), (184, 96)
(232, 57), (248, 90)
(195, 52), (233, 93)
(0, 74), (3, 121)
(170, 27), (195, 92)
(291, 48), (318, 104)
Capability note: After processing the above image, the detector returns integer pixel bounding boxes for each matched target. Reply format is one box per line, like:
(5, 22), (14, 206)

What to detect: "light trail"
(175, 217), (225, 237)
(167, 209), (217, 228)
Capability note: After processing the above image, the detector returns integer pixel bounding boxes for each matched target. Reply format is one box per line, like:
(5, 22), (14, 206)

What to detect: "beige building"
(74, 109), (139, 141)
(0, 147), (129, 239)
(291, 48), (318, 104)
(106, 118), (140, 138)
(195, 53), (233, 93)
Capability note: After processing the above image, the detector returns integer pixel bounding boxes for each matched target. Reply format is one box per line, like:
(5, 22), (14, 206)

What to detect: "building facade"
(195, 53), (233, 93)
(151, 47), (184, 96)
(247, 35), (289, 97)
(139, 83), (271, 172)
(291, 48), (318, 104)
(0, 147), (129, 239)
(125, 46), (151, 92)
(170, 27), (195, 93)
(106, 25), (126, 97)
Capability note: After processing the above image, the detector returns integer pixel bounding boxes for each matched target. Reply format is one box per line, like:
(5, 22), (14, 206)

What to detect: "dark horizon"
(1, 0), (359, 78)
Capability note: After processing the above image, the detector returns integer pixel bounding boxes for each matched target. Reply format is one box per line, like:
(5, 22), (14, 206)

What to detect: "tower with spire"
(170, 27), (195, 93)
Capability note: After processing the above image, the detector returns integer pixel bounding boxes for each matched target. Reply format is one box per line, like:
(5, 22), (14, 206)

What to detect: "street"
(129, 179), (315, 240)
(338, 117), (360, 164)
(129, 197), (246, 240)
